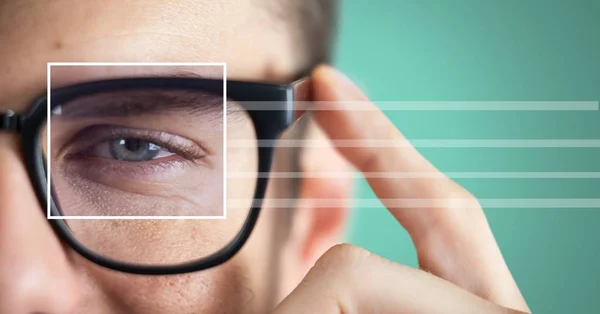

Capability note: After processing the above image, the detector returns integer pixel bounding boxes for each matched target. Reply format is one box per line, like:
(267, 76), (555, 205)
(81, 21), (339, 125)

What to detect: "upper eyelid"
(58, 125), (208, 160)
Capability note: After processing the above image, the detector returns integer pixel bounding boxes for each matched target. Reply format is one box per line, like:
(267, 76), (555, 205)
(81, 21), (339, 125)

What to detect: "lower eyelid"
(63, 155), (198, 181)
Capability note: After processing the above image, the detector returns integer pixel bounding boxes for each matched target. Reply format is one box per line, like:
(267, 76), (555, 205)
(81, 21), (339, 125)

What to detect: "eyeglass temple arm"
(291, 76), (312, 122)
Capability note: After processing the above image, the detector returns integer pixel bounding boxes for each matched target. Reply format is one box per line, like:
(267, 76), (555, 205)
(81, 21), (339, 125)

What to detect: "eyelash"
(61, 125), (207, 162)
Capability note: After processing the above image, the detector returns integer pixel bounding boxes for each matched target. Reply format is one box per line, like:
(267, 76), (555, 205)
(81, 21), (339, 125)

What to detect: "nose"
(0, 134), (81, 313)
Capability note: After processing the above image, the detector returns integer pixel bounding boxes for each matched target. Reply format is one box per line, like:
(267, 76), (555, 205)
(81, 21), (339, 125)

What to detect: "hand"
(271, 65), (531, 314)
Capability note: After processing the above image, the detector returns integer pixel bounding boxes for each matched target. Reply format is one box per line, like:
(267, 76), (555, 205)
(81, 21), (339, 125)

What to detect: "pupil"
(110, 138), (161, 161)
(124, 139), (144, 153)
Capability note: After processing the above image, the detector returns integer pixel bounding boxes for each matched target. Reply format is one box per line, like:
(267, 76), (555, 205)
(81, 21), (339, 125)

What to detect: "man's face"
(0, 1), (350, 313)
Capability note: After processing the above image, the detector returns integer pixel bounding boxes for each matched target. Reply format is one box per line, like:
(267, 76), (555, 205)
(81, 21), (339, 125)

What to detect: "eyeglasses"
(1, 72), (310, 275)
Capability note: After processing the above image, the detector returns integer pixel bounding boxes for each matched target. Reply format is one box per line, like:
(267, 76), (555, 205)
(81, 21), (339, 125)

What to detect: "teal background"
(334, 1), (600, 313)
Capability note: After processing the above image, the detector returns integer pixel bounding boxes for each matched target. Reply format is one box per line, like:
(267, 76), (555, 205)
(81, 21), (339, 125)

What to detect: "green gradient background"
(334, 1), (600, 313)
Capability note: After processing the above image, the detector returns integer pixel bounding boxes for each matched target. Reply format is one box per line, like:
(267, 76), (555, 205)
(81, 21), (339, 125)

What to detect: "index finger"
(309, 65), (467, 233)
(308, 65), (529, 312)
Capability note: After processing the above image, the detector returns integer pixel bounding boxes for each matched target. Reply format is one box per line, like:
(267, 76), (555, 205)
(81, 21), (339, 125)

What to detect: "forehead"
(0, 0), (297, 109)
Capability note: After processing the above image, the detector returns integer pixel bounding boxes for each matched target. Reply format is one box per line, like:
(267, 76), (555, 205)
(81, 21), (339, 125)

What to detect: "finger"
(309, 65), (469, 235)
(271, 244), (527, 314)
(309, 65), (529, 312)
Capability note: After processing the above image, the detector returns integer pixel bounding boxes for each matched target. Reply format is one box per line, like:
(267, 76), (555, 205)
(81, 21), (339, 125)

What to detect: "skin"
(1, 1), (350, 313)
(273, 66), (531, 313)
(0, 0), (530, 313)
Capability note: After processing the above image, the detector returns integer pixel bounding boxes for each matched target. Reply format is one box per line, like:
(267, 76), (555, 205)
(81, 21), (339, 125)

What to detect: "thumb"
(271, 244), (524, 314)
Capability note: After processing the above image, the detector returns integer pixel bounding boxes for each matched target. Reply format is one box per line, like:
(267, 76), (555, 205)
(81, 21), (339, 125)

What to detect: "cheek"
(226, 117), (258, 205)
(63, 102), (271, 312)
(70, 212), (278, 314)
(64, 213), (250, 265)
(76, 257), (258, 314)
(235, 203), (280, 307)
(67, 117), (273, 313)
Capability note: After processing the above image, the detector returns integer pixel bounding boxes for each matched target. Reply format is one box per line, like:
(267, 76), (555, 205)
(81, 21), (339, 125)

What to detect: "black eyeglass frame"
(1, 76), (310, 275)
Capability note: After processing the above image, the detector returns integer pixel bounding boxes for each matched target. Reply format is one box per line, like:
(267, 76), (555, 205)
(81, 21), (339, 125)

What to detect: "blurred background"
(333, 1), (600, 313)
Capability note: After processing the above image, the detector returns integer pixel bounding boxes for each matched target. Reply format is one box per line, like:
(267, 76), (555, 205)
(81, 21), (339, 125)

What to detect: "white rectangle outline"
(46, 62), (228, 220)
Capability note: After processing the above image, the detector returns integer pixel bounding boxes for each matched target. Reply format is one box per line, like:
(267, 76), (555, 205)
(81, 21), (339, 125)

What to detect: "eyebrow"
(159, 71), (214, 79)
(49, 66), (224, 89)
(53, 89), (243, 119)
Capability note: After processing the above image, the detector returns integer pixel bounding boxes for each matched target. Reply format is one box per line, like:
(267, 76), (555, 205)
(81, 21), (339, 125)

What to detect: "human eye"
(48, 122), (219, 217)
(88, 138), (173, 162)
(45, 86), (243, 218)
(61, 125), (208, 173)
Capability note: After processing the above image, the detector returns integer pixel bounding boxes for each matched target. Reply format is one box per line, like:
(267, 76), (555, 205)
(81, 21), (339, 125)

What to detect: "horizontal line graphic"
(227, 172), (600, 179)
(236, 101), (599, 111)
(228, 198), (600, 209)
(227, 139), (600, 148)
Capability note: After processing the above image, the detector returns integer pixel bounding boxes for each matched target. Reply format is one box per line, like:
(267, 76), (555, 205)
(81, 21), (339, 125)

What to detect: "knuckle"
(296, 245), (374, 313)
(356, 148), (386, 173)
(453, 185), (483, 212)
(313, 244), (372, 275)
(431, 181), (482, 210)
(452, 183), (477, 200)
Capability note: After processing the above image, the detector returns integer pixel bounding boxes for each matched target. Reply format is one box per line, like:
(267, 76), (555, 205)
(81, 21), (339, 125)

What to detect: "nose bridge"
(0, 131), (81, 313)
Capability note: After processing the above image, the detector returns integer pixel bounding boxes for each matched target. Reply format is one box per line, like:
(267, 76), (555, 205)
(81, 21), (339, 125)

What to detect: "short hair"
(268, 0), (340, 73)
